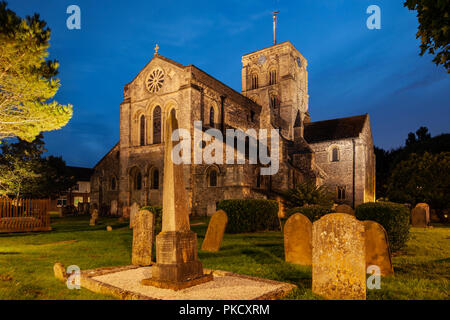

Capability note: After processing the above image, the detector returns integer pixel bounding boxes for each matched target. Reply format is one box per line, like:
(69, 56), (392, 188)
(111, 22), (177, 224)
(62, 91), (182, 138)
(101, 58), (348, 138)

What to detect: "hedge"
(355, 201), (410, 252)
(285, 205), (334, 223)
(217, 199), (279, 233)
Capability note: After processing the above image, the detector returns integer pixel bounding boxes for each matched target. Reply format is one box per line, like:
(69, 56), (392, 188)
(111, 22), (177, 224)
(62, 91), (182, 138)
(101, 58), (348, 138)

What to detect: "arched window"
(332, 147), (339, 162)
(111, 177), (116, 191)
(209, 107), (215, 127)
(270, 95), (279, 109)
(209, 170), (217, 187)
(139, 115), (146, 146)
(152, 169), (159, 190)
(135, 172), (142, 190)
(256, 174), (261, 188)
(153, 106), (161, 144)
(251, 74), (258, 89)
(337, 186), (346, 200)
(269, 69), (277, 85)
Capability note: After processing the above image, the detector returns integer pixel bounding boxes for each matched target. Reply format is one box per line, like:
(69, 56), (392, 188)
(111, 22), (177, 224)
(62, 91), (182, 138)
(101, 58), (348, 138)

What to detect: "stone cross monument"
(141, 112), (212, 290)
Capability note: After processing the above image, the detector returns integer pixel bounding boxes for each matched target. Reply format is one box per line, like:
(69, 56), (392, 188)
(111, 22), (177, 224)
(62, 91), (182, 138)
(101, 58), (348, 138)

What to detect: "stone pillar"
(141, 112), (212, 290)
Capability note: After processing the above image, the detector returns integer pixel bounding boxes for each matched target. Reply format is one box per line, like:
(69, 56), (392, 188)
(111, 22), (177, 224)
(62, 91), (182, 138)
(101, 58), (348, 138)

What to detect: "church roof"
(304, 114), (368, 144)
(187, 65), (261, 112)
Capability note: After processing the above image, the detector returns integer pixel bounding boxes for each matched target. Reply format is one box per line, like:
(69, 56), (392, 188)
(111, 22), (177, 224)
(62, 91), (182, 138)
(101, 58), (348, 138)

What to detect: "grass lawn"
(0, 215), (448, 300)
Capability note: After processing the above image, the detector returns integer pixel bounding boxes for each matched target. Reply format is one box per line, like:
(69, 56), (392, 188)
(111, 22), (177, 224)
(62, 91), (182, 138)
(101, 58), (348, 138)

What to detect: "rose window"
(147, 69), (165, 93)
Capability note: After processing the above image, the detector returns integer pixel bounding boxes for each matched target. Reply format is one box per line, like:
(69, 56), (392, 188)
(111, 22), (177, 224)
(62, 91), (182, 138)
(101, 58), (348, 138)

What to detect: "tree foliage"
(404, 0), (450, 72)
(282, 182), (334, 209)
(0, 1), (72, 142)
(387, 152), (450, 209)
(0, 134), (75, 198)
(375, 127), (450, 199)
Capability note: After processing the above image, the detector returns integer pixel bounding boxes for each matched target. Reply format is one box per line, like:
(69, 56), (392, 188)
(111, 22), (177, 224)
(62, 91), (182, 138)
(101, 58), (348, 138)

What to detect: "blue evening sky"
(8, 0), (450, 167)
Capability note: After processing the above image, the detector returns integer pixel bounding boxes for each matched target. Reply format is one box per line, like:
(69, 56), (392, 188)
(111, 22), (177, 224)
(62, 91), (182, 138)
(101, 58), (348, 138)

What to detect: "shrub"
(282, 182), (334, 209)
(285, 205), (334, 223)
(217, 199), (279, 233)
(140, 205), (162, 235)
(355, 201), (410, 252)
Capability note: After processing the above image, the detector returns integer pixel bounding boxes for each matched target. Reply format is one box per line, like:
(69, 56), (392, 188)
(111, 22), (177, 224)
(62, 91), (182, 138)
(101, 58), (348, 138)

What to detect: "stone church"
(90, 41), (375, 217)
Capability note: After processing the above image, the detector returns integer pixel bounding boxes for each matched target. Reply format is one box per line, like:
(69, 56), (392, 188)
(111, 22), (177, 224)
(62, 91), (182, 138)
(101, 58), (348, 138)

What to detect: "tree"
(0, 153), (40, 198)
(36, 155), (76, 198)
(282, 182), (334, 209)
(376, 126), (450, 199)
(387, 152), (450, 210)
(0, 134), (44, 197)
(0, 1), (72, 142)
(0, 134), (75, 198)
(404, 0), (450, 72)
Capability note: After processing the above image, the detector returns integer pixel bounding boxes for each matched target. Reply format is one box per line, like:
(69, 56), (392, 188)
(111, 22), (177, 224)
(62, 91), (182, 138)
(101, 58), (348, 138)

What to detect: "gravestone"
(106, 225), (112, 231)
(89, 209), (98, 226)
(284, 213), (312, 265)
(335, 204), (354, 215)
(53, 262), (67, 281)
(110, 200), (118, 216)
(312, 213), (366, 300)
(201, 210), (228, 252)
(363, 220), (393, 276)
(129, 202), (140, 228)
(141, 111), (212, 290)
(132, 209), (155, 266)
(206, 202), (216, 216)
(411, 203), (430, 227)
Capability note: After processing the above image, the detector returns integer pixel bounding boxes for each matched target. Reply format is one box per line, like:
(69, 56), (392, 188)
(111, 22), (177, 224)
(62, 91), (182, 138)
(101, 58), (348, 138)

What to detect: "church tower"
(241, 41), (310, 139)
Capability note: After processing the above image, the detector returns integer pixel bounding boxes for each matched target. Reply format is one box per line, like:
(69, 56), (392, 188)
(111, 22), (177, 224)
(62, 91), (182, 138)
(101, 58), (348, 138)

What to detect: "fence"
(0, 198), (51, 233)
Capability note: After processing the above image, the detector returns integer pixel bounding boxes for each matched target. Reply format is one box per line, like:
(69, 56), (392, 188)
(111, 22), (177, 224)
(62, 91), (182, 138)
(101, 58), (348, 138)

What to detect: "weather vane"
(273, 11), (280, 45)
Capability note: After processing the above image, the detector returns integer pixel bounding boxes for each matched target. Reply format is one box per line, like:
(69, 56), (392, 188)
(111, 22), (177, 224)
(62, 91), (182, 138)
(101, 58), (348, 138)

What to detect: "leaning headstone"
(312, 213), (366, 300)
(132, 209), (155, 266)
(89, 209), (98, 226)
(53, 262), (67, 281)
(129, 202), (140, 228)
(363, 221), (394, 276)
(284, 213), (312, 265)
(201, 210), (228, 252)
(335, 204), (354, 215)
(411, 203), (430, 227)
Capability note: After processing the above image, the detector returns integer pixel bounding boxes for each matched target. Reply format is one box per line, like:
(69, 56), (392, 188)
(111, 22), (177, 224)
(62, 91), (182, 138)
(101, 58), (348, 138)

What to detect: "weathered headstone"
(129, 202), (140, 228)
(201, 210), (228, 252)
(141, 111), (212, 290)
(206, 202), (216, 216)
(411, 203), (430, 227)
(53, 262), (67, 281)
(335, 204), (354, 215)
(132, 209), (155, 266)
(363, 220), (393, 276)
(89, 209), (98, 226)
(110, 200), (118, 215)
(312, 213), (366, 300)
(284, 213), (312, 265)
